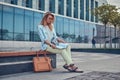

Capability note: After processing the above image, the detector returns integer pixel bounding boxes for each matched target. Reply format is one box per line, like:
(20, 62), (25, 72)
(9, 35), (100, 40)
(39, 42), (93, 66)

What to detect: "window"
(63, 18), (69, 42)
(49, 0), (55, 13)
(58, 0), (64, 15)
(95, 1), (98, 22)
(80, 0), (84, 19)
(84, 23), (95, 43)
(86, 0), (89, 21)
(79, 21), (85, 42)
(25, 10), (33, 41)
(11, 0), (18, 5)
(0, 5), (2, 40)
(26, 0), (32, 8)
(33, 12), (43, 41)
(91, 0), (94, 22)
(39, 0), (45, 11)
(56, 16), (64, 37)
(14, 8), (24, 41)
(2, 6), (14, 40)
(66, 0), (72, 17)
(69, 19), (75, 42)
(22, 0), (32, 8)
(25, 10), (33, 34)
(75, 21), (81, 43)
(74, 0), (78, 18)
(14, 8), (24, 33)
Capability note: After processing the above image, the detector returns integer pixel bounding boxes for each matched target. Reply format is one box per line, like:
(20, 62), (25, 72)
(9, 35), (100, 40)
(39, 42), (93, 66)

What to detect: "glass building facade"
(1, 0), (115, 49)
(0, 3), (100, 43)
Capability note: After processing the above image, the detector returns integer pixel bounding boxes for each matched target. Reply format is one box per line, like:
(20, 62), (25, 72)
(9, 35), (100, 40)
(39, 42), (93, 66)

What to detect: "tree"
(109, 11), (120, 48)
(93, 4), (118, 48)
(116, 14), (120, 48)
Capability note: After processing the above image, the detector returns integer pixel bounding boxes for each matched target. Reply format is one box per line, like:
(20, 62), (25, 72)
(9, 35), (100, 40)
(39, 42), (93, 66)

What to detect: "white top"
(37, 24), (68, 50)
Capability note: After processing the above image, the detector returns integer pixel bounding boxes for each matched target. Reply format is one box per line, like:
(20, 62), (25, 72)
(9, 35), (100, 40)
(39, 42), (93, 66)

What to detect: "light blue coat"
(37, 24), (58, 50)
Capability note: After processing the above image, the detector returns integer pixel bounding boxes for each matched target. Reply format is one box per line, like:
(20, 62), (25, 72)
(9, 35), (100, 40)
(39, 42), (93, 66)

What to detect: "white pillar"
(55, 0), (58, 14)
(17, 0), (22, 6)
(45, 0), (49, 12)
(64, 0), (67, 16)
(78, 0), (80, 19)
(32, 0), (39, 10)
(71, 0), (74, 17)
(84, 0), (86, 20)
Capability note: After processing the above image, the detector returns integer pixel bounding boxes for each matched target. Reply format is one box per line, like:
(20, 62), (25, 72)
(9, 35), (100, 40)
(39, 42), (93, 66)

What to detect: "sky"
(107, 0), (120, 8)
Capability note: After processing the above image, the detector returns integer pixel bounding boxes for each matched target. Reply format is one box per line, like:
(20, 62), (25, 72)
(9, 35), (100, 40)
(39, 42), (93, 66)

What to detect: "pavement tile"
(65, 71), (120, 80)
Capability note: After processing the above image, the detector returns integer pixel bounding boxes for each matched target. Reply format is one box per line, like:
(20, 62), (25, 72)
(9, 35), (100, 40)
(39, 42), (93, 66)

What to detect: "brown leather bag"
(33, 50), (52, 72)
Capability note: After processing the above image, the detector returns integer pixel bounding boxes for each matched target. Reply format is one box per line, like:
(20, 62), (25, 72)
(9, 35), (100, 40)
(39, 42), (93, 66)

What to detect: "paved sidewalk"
(0, 52), (120, 80)
(65, 71), (120, 80)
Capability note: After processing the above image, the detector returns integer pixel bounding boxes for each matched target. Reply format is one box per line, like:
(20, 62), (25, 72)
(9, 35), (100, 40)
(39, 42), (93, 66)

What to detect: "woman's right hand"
(51, 44), (56, 49)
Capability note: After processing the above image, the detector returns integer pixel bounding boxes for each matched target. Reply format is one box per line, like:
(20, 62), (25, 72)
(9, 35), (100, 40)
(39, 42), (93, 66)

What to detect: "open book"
(51, 37), (68, 49)
(56, 43), (68, 49)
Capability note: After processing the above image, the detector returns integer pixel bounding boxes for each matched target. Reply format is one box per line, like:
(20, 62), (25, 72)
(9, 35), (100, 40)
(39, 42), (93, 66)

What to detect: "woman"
(37, 12), (83, 73)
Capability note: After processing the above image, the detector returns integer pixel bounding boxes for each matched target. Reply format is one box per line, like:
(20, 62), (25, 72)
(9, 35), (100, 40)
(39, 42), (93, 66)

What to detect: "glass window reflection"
(84, 23), (89, 43)
(3, 6), (14, 33)
(24, 33), (29, 41)
(0, 5), (2, 40)
(25, 10), (33, 34)
(56, 16), (64, 38)
(79, 21), (85, 42)
(39, 0), (45, 11)
(91, 0), (94, 22)
(14, 8), (24, 33)
(0, 5), (2, 30)
(34, 12), (43, 32)
(33, 12), (43, 41)
(75, 21), (81, 43)
(58, 0), (64, 15)
(80, 0), (84, 19)
(49, 0), (55, 13)
(11, 0), (18, 5)
(86, 0), (89, 21)
(25, 10), (34, 41)
(26, 0), (32, 8)
(74, 0), (78, 18)
(69, 19), (75, 42)
(66, 0), (72, 17)
(14, 33), (24, 41)
(63, 18), (69, 42)
(3, 32), (13, 40)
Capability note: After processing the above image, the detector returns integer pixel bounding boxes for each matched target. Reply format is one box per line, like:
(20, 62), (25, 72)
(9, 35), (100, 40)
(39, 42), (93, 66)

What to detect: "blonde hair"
(41, 12), (55, 31)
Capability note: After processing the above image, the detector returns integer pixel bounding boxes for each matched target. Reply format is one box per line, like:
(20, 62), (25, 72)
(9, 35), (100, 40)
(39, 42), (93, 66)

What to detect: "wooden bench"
(0, 51), (56, 76)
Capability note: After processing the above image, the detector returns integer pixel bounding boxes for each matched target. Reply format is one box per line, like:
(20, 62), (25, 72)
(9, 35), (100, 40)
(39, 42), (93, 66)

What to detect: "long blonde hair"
(41, 12), (55, 31)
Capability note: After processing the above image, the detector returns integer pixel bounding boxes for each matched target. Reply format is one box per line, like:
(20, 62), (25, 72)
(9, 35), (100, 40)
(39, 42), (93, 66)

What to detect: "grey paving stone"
(65, 71), (120, 80)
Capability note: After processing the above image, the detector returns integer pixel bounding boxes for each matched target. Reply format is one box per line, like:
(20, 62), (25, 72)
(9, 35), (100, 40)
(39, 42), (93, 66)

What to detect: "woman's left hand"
(57, 38), (66, 43)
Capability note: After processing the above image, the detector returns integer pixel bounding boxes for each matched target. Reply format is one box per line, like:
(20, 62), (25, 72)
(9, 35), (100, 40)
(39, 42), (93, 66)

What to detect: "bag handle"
(36, 50), (48, 60)
(36, 50), (47, 57)
(36, 50), (52, 71)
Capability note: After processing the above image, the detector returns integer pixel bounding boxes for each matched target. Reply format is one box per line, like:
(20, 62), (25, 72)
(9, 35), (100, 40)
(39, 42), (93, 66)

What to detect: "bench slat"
(0, 51), (49, 57)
